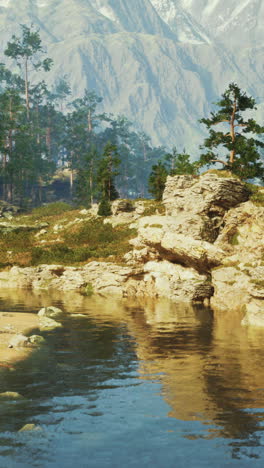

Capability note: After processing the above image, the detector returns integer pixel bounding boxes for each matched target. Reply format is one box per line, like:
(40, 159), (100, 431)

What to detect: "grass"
(201, 169), (240, 179)
(244, 183), (264, 206)
(29, 202), (74, 218)
(139, 200), (165, 216)
(0, 210), (137, 268)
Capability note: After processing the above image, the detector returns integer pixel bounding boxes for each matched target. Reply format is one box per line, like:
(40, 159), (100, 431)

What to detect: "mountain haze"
(0, 0), (263, 151)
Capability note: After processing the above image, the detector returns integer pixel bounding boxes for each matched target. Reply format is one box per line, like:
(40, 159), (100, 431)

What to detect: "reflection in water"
(0, 291), (264, 466)
(125, 299), (264, 460)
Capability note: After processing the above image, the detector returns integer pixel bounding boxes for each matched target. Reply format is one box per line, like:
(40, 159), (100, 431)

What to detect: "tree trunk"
(25, 58), (30, 120)
(89, 159), (94, 205)
(88, 109), (92, 133)
(229, 97), (237, 165)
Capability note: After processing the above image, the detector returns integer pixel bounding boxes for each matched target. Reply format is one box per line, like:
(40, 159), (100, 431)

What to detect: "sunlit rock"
(38, 306), (65, 320)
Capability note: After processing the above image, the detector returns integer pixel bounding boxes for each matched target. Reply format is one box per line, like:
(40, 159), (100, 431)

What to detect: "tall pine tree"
(199, 83), (264, 180)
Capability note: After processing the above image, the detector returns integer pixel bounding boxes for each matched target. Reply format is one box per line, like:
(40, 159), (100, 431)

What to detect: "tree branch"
(211, 159), (229, 167)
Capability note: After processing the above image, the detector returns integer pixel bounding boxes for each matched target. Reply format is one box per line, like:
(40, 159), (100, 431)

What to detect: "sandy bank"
(0, 312), (39, 367)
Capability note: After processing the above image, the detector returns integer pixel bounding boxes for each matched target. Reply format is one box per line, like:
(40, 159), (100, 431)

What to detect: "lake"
(0, 289), (264, 467)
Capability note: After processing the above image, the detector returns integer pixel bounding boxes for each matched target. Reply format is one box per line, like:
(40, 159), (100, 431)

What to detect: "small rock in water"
(28, 335), (46, 346)
(38, 306), (65, 320)
(8, 334), (29, 348)
(39, 317), (63, 331)
(18, 424), (42, 432)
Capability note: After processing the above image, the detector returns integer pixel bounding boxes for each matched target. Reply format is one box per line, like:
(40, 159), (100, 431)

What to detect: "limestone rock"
(163, 173), (249, 217)
(38, 306), (65, 320)
(211, 264), (264, 311)
(135, 214), (213, 242)
(160, 233), (224, 270)
(241, 302), (264, 327)
(215, 201), (264, 259)
(39, 317), (63, 331)
(125, 260), (213, 302)
(28, 335), (46, 346)
(0, 262), (134, 297)
(132, 216), (224, 270)
(0, 200), (20, 218)
(111, 199), (135, 215)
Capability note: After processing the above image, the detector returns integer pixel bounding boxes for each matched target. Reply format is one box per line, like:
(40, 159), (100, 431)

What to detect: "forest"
(0, 25), (263, 212)
(0, 25), (169, 210)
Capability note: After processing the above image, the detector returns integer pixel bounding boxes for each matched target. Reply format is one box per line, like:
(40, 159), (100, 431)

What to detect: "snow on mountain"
(0, 0), (263, 151)
(150, 0), (211, 44)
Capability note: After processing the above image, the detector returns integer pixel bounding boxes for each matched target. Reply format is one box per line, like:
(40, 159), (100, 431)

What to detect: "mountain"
(0, 0), (263, 152)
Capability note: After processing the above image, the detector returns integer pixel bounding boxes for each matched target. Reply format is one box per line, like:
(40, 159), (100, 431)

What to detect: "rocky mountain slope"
(0, 0), (263, 150)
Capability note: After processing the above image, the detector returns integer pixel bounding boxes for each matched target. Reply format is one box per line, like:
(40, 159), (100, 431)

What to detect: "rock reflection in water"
(124, 299), (264, 452)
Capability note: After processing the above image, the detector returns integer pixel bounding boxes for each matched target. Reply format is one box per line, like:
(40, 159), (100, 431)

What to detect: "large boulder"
(211, 264), (264, 311)
(163, 173), (250, 217)
(125, 260), (213, 302)
(130, 216), (224, 270)
(215, 201), (264, 259)
(111, 199), (135, 215)
(0, 200), (20, 218)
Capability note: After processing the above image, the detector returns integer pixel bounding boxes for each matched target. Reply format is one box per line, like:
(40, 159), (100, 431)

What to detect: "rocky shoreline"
(0, 172), (263, 327)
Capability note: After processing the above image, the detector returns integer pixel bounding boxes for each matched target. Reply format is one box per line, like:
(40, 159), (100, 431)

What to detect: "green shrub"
(98, 198), (112, 216)
(31, 245), (95, 265)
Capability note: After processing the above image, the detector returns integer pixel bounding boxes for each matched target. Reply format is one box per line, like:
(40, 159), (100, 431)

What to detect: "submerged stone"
(18, 424), (42, 432)
(0, 391), (25, 400)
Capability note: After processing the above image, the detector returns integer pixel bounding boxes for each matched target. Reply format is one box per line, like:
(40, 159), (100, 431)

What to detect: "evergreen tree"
(4, 24), (53, 119)
(165, 147), (198, 175)
(199, 83), (264, 180)
(98, 197), (112, 216)
(97, 142), (120, 201)
(148, 161), (168, 200)
(75, 146), (99, 206)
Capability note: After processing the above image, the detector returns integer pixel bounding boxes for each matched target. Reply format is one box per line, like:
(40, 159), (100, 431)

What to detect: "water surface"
(0, 289), (264, 467)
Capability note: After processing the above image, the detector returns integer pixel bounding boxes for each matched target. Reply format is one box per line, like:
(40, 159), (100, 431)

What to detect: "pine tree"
(4, 24), (53, 119)
(148, 161), (168, 200)
(98, 197), (112, 216)
(97, 142), (120, 201)
(75, 146), (99, 206)
(165, 147), (198, 176)
(199, 83), (264, 180)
